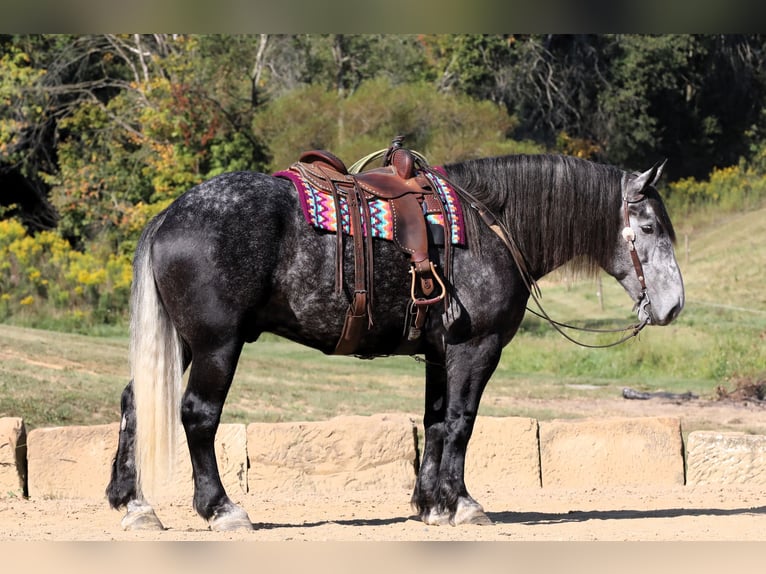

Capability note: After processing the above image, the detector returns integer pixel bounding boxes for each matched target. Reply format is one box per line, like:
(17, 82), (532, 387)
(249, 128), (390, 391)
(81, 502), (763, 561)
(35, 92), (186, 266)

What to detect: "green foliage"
(0, 218), (131, 330)
(255, 77), (543, 171)
(0, 44), (45, 160)
(597, 35), (712, 175)
(254, 83), (341, 167)
(418, 34), (513, 102)
(297, 35), (431, 95)
(664, 160), (766, 231)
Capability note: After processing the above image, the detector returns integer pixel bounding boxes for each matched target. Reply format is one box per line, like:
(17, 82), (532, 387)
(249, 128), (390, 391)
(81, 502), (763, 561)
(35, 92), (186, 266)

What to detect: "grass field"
(1, 206), (764, 431)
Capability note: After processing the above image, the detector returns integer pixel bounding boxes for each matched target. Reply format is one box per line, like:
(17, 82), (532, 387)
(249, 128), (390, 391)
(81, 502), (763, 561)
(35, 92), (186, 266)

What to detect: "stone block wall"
(247, 413), (418, 493)
(686, 431), (766, 485)
(4, 414), (766, 500)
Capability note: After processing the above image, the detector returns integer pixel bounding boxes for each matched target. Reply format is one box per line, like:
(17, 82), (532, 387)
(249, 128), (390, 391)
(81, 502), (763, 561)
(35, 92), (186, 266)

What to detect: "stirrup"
(409, 261), (446, 307)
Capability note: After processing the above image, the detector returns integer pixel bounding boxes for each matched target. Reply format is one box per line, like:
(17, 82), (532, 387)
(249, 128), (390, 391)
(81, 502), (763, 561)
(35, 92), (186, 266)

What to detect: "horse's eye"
(640, 225), (654, 234)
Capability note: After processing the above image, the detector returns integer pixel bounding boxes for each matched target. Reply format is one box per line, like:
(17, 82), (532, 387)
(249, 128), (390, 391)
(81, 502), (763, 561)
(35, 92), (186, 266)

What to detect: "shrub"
(0, 218), (131, 330)
(664, 160), (766, 228)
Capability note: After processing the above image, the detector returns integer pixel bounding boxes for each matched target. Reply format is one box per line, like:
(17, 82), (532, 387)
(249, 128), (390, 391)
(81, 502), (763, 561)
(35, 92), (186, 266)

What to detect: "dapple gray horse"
(106, 153), (684, 530)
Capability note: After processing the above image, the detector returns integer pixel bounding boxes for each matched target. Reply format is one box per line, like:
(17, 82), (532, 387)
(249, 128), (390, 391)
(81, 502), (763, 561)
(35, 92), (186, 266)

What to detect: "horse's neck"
(512, 178), (606, 281)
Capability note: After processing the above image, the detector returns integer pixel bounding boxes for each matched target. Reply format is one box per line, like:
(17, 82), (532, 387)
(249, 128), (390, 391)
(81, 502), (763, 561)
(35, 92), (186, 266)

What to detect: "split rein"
(418, 164), (650, 350)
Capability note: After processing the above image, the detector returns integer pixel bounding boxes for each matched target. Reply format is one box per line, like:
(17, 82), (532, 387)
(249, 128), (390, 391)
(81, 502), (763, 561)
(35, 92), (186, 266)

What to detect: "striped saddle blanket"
(275, 166), (466, 246)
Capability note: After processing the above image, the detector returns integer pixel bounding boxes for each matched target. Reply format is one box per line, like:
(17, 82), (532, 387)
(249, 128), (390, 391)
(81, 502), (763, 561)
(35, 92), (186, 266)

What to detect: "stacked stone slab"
(686, 431), (766, 485)
(26, 423), (119, 499)
(465, 416), (541, 489)
(246, 413), (418, 493)
(539, 416), (685, 487)
(0, 417), (27, 497)
(25, 422), (247, 499)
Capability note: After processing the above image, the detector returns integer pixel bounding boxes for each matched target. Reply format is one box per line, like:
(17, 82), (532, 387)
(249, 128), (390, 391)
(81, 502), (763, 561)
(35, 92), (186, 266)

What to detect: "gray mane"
(443, 154), (672, 277)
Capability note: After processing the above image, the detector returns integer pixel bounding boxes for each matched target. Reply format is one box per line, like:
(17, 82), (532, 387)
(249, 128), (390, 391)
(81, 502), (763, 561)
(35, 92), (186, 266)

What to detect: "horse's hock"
(3, 414), (766, 500)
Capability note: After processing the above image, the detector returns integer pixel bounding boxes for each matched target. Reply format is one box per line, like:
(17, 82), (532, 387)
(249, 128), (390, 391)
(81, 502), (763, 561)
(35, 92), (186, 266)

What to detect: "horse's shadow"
(488, 505), (766, 525)
(251, 506), (766, 530)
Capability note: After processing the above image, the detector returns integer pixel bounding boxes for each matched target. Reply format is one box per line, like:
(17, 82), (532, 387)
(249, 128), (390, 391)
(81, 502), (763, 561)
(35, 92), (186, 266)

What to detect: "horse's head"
(607, 162), (685, 326)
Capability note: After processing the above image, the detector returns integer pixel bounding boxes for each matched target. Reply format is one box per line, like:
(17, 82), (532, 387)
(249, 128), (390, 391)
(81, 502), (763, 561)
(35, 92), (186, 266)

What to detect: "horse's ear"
(649, 158), (667, 187)
(626, 159), (667, 200)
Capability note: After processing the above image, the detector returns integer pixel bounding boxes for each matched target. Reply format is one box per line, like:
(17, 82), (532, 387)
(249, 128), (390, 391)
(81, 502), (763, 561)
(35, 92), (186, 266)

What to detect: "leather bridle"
(622, 194), (651, 321)
(516, 193), (653, 347)
(622, 196), (647, 292)
(421, 164), (652, 348)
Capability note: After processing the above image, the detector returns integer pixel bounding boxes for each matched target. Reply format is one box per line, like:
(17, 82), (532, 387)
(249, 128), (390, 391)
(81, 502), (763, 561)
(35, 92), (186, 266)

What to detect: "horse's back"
(159, 171), (295, 228)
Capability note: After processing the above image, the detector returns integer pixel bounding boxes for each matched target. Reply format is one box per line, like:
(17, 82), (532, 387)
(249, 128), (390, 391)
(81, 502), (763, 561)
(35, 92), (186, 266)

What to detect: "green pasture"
(0, 206), (764, 431)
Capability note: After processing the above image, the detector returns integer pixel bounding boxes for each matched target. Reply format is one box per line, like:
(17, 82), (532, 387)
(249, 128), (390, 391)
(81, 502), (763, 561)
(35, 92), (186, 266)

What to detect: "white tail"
(130, 217), (184, 499)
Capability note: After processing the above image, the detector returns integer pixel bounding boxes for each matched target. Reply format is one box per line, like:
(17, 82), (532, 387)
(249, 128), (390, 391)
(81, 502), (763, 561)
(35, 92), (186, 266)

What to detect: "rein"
(348, 142), (649, 349)
(418, 163), (650, 349)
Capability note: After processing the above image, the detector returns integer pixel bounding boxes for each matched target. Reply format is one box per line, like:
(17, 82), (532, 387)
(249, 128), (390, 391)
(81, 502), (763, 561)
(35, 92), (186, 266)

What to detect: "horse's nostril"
(669, 302), (683, 322)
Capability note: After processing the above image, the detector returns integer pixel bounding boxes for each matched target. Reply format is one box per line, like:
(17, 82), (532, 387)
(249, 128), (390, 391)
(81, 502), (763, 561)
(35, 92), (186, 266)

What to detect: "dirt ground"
(2, 395), (766, 542)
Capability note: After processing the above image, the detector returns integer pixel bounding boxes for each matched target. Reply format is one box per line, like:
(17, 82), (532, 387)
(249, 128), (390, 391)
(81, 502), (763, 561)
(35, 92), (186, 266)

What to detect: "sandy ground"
(2, 483), (766, 542)
(2, 396), (766, 543)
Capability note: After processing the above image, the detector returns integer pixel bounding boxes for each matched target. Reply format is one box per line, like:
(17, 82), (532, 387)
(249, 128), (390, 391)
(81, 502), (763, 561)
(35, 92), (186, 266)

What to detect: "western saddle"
(286, 137), (454, 355)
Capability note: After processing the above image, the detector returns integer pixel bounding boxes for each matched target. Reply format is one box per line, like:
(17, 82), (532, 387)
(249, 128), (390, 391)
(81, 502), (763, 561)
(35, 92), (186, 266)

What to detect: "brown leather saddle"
(286, 140), (453, 355)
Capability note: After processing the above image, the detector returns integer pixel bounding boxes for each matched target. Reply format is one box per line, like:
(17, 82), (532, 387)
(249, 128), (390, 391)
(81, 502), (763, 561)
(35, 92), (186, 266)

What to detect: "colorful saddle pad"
(275, 167), (466, 246)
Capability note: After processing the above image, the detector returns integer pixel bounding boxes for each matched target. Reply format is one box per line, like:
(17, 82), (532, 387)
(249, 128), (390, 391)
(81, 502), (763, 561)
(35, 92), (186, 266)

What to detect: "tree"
(45, 34), (277, 247)
(419, 34), (516, 105)
(1, 34), (278, 242)
(253, 77), (543, 171)
(0, 35), (87, 232)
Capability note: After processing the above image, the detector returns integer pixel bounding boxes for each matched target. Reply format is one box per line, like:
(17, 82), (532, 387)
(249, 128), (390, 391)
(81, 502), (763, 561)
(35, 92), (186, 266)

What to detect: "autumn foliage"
(2, 34), (766, 329)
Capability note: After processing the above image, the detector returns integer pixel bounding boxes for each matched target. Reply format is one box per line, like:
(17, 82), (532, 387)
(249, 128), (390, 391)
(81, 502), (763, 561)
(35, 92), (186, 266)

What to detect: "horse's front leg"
(411, 355), (447, 520)
(106, 381), (165, 530)
(414, 337), (501, 526)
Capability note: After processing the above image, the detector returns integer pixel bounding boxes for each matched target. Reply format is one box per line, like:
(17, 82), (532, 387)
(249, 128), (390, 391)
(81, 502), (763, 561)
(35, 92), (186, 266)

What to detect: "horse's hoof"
(121, 504), (165, 531)
(209, 504), (253, 532)
(421, 508), (451, 526)
(453, 498), (492, 525)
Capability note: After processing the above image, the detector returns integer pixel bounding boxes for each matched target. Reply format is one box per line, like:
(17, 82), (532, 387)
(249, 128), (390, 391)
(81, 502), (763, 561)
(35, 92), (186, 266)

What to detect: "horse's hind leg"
(106, 381), (164, 530)
(182, 338), (252, 531)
